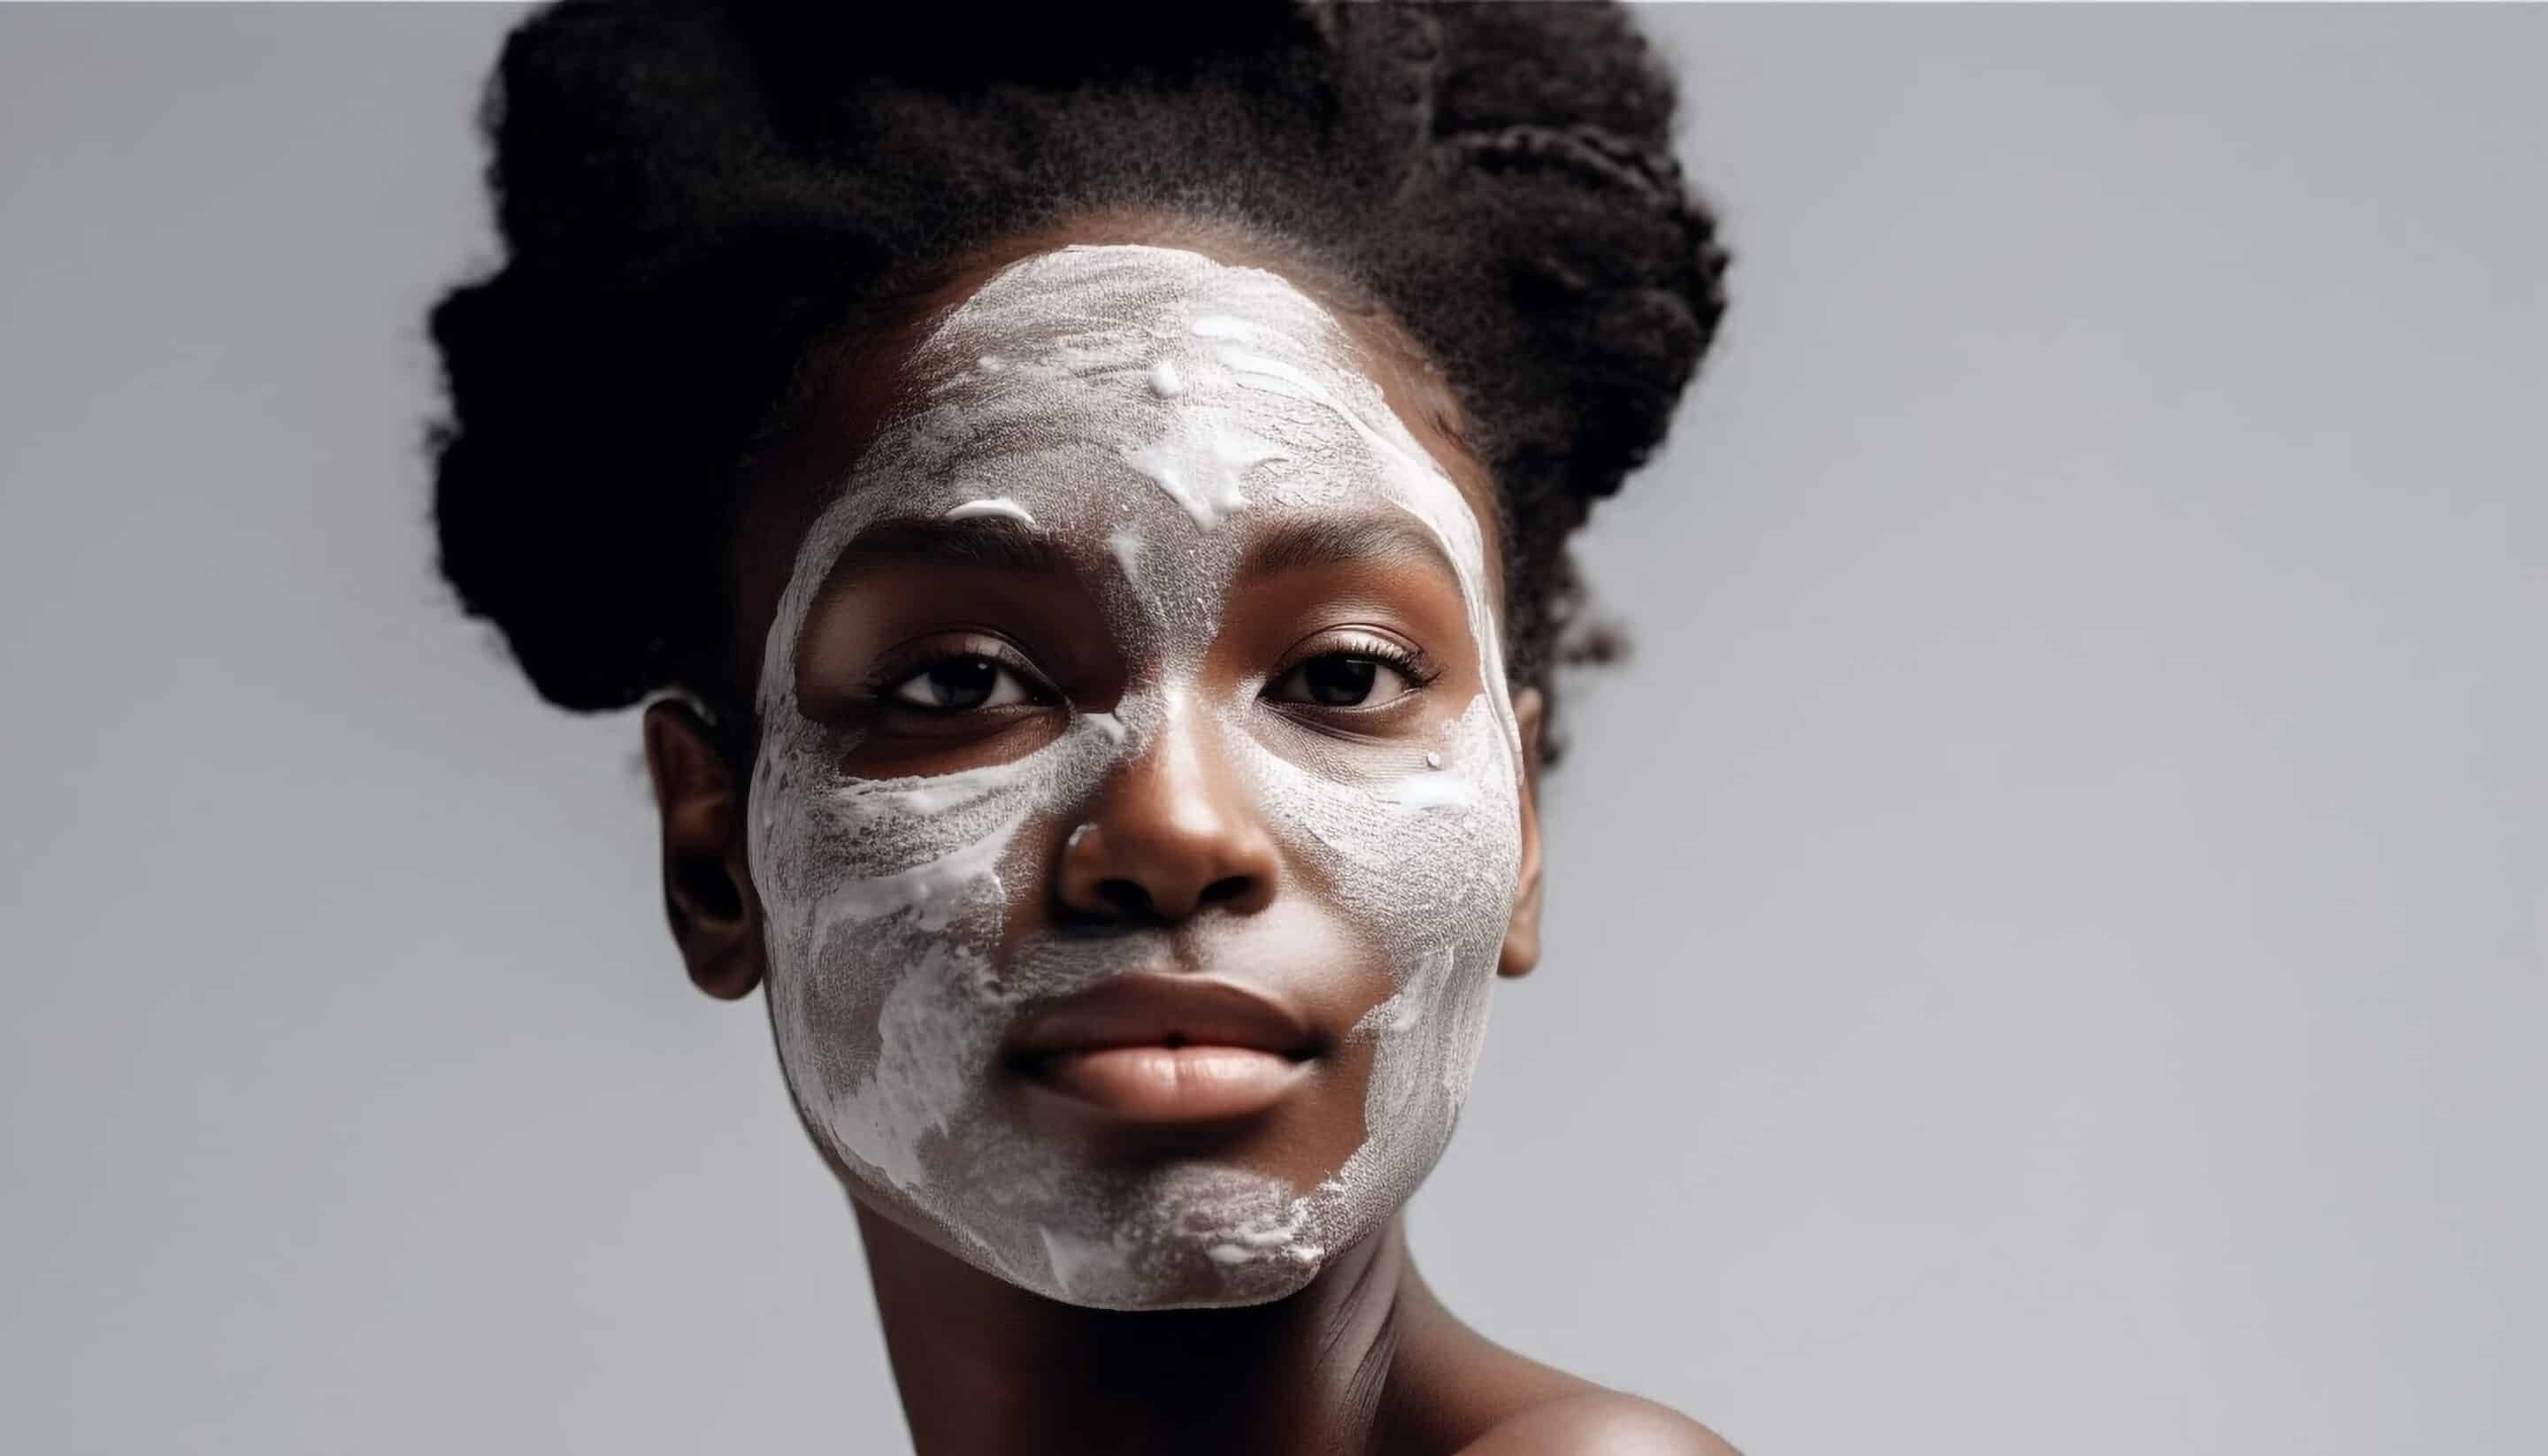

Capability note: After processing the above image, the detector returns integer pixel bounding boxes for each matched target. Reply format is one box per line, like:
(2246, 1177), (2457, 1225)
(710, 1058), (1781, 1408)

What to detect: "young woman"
(429, 4), (1731, 1451)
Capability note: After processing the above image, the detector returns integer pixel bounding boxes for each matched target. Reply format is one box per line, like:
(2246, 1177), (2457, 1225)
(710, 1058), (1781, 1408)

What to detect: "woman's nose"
(1055, 709), (1278, 924)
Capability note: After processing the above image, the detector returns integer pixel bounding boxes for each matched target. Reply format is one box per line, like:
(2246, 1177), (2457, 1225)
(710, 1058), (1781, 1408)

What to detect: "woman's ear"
(1498, 686), (1546, 979)
(641, 701), (765, 1000)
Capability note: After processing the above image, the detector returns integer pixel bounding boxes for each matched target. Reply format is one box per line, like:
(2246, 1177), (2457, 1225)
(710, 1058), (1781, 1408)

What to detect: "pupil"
(1306, 656), (1378, 706)
(928, 657), (996, 708)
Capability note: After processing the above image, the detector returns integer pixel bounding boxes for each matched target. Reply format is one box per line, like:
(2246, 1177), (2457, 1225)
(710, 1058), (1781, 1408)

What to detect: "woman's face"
(737, 242), (1536, 1309)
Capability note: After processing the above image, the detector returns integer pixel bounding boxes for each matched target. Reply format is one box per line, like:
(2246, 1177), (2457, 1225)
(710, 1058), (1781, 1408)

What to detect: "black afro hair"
(427, 0), (1730, 759)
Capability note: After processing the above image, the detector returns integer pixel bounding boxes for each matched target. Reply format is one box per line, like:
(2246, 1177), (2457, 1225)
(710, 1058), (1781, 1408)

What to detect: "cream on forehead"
(747, 243), (1525, 1308)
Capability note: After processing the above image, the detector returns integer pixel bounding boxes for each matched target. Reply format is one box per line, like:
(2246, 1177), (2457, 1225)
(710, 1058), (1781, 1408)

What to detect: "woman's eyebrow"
(1239, 513), (1460, 585)
(830, 515), (1072, 577)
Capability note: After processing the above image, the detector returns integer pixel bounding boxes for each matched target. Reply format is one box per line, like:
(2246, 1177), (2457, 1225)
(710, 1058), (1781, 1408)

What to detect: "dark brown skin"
(638, 215), (1736, 1455)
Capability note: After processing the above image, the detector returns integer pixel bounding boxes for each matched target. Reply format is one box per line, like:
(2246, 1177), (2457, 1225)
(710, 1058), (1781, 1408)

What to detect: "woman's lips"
(1006, 975), (1323, 1123)
(1032, 1046), (1310, 1123)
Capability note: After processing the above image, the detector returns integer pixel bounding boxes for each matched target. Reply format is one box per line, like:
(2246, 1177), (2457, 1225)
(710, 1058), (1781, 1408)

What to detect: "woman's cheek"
(1249, 692), (1523, 967)
(1244, 689), (1523, 1087)
(752, 712), (1123, 1212)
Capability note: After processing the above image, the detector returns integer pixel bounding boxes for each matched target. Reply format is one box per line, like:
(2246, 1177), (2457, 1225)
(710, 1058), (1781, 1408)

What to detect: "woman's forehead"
(902, 247), (1494, 552)
(924, 245), (1344, 379)
(729, 240), (1504, 684)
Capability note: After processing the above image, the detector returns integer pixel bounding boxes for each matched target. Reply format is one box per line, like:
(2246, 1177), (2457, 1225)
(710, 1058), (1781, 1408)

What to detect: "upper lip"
(1004, 975), (1324, 1060)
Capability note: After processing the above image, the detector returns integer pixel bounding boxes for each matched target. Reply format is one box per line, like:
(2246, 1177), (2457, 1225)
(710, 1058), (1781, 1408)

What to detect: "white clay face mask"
(748, 243), (1525, 1309)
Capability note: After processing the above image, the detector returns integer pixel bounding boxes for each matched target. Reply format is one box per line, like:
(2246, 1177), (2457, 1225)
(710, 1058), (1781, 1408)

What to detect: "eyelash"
(1262, 634), (1440, 709)
(1304, 637), (1430, 685)
(865, 635), (1439, 719)
(866, 640), (1055, 717)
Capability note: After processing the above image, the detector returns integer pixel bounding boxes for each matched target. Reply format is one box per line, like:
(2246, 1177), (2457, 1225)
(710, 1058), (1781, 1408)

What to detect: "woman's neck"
(856, 1202), (1424, 1456)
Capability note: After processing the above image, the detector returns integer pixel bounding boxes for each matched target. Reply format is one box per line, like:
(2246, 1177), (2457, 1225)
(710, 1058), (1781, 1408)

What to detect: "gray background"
(3, 4), (2539, 1452)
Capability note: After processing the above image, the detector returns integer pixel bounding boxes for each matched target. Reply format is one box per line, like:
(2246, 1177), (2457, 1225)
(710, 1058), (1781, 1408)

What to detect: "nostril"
(1095, 879), (1157, 922)
(1197, 874), (1255, 907)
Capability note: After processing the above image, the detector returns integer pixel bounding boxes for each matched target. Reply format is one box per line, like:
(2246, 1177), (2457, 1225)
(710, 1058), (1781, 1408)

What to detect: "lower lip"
(1025, 1046), (1309, 1123)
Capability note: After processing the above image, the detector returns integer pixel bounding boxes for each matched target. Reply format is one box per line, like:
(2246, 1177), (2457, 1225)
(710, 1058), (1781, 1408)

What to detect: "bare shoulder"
(1455, 1391), (1740, 1456)
(1380, 1273), (1736, 1456)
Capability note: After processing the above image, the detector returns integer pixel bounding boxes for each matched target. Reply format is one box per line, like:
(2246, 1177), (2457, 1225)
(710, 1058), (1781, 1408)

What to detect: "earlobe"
(1498, 686), (1546, 979)
(641, 700), (767, 1000)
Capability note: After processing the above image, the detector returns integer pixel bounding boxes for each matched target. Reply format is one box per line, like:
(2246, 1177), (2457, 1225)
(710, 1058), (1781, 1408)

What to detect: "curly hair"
(427, 0), (1729, 761)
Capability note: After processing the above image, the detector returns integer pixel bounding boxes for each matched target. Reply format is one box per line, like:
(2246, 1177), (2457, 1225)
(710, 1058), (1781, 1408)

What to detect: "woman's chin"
(1025, 1235), (1327, 1311)
(849, 1154), (1359, 1311)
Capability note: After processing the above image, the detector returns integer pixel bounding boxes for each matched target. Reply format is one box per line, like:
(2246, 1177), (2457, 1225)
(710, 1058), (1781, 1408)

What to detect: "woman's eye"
(1268, 653), (1417, 709)
(886, 655), (1036, 713)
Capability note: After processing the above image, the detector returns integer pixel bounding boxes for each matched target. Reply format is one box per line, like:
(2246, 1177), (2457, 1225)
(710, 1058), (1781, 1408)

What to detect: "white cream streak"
(942, 496), (1037, 525)
(748, 245), (1523, 1309)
